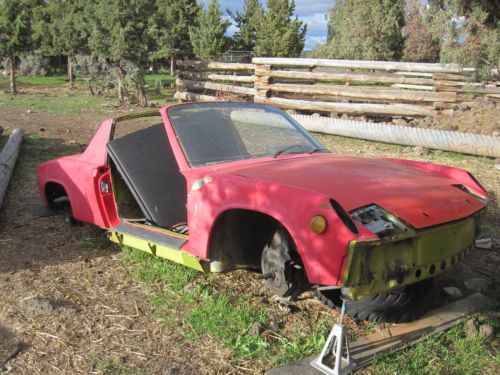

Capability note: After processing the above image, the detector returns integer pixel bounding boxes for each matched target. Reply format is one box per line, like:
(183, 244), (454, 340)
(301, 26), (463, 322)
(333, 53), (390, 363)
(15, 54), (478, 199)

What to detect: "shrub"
(74, 55), (114, 95)
(19, 52), (51, 77)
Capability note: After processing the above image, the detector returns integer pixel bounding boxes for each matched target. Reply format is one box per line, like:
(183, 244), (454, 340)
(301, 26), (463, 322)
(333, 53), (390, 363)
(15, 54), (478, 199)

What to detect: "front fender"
(183, 173), (374, 286)
(386, 158), (489, 198)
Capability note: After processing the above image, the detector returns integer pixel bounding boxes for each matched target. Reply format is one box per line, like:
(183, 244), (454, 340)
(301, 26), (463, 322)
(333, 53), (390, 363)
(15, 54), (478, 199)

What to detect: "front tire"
(261, 229), (306, 297)
(316, 279), (434, 323)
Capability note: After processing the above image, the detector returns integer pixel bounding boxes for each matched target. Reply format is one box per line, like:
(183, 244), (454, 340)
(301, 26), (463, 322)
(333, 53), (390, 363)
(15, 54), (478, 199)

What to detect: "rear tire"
(316, 279), (434, 323)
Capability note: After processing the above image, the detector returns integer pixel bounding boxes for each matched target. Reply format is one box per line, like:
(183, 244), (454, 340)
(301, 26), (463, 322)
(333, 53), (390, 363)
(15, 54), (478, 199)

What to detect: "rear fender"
(38, 157), (116, 228)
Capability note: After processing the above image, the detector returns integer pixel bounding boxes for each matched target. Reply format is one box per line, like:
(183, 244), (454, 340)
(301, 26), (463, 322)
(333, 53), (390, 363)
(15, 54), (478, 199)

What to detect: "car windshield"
(167, 102), (327, 167)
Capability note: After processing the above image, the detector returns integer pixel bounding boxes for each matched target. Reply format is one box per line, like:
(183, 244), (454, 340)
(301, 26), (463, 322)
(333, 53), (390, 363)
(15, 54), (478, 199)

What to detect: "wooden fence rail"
(175, 58), (500, 118)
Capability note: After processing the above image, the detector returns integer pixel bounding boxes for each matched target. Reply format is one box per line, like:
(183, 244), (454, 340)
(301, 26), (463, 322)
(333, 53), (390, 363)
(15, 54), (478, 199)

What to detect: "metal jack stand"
(310, 301), (356, 375)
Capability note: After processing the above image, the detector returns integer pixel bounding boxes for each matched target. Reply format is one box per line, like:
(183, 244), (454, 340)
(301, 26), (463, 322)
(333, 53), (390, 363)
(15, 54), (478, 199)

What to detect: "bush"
(19, 52), (51, 77)
(74, 55), (148, 105)
(74, 55), (115, 95)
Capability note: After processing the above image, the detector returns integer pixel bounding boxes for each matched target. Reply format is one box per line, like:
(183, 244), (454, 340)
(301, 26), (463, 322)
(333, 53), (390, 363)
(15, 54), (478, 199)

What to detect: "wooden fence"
(175, 58), (500, 118)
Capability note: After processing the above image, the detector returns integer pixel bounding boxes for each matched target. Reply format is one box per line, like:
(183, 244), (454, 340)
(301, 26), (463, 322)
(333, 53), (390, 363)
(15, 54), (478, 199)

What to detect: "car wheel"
(316, 279), (434, 323)
(261, 229), (306, 297)
(57, 199), (79, 226)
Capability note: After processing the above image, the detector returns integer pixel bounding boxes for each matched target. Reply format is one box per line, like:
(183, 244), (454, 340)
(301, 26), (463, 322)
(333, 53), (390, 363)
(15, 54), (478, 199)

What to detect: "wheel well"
(45, 182), (69, 207)
(208, 209), (285, 271)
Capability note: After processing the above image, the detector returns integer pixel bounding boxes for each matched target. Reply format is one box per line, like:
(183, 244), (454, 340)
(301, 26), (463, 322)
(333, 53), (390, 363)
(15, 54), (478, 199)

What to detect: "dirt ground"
(420, 96), (500, 135)
(0, 91), (499, 374)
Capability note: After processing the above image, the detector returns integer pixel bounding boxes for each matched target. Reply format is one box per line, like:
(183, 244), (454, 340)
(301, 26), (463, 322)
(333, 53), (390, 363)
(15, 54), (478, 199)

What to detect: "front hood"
(222, 154), (485, 229)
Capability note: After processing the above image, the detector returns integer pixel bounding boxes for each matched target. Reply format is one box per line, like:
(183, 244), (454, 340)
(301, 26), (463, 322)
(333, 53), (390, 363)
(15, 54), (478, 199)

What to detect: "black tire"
(316, 279), (434, 323)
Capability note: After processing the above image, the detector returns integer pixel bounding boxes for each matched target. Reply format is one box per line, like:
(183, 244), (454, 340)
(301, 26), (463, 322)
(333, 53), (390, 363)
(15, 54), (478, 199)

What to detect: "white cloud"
(299, 12), (328, 34)
(294, 0), (333, 15)
(299, 12), (328, 50)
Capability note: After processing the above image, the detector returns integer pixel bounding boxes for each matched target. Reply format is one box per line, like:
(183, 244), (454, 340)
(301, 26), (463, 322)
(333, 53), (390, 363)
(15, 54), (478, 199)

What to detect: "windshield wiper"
(273, 144), (304, 158)
(308, 147), (327, 154)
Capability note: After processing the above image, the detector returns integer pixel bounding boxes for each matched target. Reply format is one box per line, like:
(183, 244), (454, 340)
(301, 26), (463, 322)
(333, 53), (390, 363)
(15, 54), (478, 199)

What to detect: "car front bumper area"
(341, 208), (486, 300)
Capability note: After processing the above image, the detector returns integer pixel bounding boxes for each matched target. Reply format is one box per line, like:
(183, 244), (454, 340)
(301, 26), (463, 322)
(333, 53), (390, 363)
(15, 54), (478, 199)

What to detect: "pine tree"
(402, 0), (439, 62)
(34, 0), (89, 87)
(0, 0), (36, 94)
(151, 0), (201, 73)
(317, 0), (405, 61)
(428, 0), (498, 27)
(253, 0), (306, 57)
(86, 0), (155, 105)
(229, 0), (262, 51)
(426, 0), (499, 79)
(189, 0), (229, 59)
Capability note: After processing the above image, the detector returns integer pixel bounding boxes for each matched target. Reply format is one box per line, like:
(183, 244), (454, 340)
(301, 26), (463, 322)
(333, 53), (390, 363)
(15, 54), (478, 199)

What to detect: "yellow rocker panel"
(108, 231), (205, 272)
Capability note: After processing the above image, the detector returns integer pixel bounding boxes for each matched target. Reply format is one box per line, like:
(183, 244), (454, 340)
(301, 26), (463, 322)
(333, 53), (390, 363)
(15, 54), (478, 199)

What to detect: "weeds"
(121, 247), (331, 366)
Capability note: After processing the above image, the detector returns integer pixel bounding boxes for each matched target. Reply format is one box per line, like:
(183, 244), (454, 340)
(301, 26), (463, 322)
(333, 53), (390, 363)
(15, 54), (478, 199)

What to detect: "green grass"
(0, 72), (176, 114)
(122, 246), (197, 292)
(0, 89), (113, 115)
(121, 247), (331, 366)
(372, 322), (499, 375)
(144, 72), (175, 85)
(0, 72), (174, 87)
(0, 75), (69, 86)
(372, 283), (500, 374)
(184, 291), (270, 358)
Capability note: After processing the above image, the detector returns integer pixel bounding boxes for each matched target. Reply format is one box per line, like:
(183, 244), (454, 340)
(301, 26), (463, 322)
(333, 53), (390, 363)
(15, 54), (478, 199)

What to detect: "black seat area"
(107, 124), (187, 228)
(172, 110), (248, 166)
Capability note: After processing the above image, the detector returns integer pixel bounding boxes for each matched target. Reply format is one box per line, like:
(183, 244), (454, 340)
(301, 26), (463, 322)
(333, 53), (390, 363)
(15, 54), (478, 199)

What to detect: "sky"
(201, 0), (332, 50)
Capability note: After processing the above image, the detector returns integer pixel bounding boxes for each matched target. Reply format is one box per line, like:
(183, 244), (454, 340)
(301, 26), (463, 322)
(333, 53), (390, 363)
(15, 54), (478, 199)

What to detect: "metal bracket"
(310, 301), (356, 375)
(148, 243), (157, 256)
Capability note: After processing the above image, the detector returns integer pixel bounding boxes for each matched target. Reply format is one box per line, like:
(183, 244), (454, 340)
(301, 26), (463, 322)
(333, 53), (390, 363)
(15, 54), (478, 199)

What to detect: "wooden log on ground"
(0, 128), (24, 210)
(177, 60), (255, 71)
(255, 68), (435, 86)
(174, 91), (218, 102)
(177, 79), (256, 96)
(253, 58), (463, 73)
(179, 71), (256, 83)
(259, 83), (456, 103)
(255, 95), (435, 117)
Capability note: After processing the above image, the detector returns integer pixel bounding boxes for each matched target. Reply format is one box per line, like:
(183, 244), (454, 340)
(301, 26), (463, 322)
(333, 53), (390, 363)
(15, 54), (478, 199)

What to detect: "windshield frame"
(165, 102), (328, 168)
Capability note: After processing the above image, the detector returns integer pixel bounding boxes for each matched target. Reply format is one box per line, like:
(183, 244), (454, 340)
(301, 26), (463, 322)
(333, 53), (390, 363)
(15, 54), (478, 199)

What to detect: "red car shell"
(38, 103), (489, 287)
